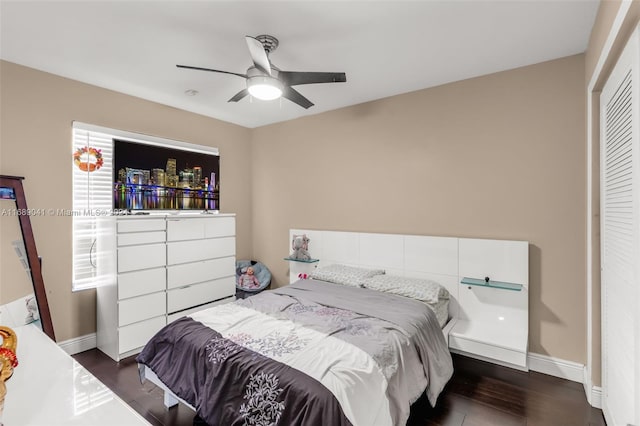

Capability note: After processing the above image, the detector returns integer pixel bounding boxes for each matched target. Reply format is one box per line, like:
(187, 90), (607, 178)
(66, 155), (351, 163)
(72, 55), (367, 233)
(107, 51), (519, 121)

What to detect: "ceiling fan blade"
(176, 65), (247, 79)
(282, 86), (314, 109)
(245, 36), (272, 76)
(228, 89), (249, 103)
(279, 71), (346, 86)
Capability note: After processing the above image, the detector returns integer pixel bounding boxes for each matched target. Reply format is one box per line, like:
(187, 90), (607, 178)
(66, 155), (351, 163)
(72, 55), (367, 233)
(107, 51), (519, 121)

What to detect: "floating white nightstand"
(449, 239), (529, 371)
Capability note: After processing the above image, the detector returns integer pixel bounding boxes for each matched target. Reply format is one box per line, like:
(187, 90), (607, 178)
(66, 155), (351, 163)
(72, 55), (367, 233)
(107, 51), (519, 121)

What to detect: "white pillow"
(310, 264), (385, 287)
(361, 274), (449, 304)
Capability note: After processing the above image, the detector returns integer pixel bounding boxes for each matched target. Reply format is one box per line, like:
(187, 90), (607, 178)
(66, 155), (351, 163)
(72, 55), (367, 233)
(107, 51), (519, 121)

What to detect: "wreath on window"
(73, 146), (103, 172)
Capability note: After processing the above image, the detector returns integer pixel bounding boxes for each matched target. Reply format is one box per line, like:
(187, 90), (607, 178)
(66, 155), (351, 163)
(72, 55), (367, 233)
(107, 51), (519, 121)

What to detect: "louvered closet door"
(600, 25), (640, 426)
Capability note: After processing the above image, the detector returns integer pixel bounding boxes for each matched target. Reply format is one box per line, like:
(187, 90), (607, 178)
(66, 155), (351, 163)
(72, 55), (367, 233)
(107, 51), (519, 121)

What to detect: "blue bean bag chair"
(236, 260), (271, 298)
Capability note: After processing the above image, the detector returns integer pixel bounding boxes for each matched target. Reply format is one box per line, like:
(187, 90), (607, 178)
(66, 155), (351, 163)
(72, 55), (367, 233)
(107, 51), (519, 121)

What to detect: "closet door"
(600, 25), (639, 426)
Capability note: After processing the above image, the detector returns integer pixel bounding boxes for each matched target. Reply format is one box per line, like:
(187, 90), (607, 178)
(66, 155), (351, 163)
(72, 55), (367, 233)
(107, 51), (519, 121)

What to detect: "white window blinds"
(72, 124), (113, 291)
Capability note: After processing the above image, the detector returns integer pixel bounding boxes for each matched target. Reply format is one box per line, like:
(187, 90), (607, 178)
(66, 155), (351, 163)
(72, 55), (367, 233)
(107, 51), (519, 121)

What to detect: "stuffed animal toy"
(289, 234), (311, 260)
(298, 273), (309, 280)
(25, 296), (39, 323)
(238, 266), (261, 289)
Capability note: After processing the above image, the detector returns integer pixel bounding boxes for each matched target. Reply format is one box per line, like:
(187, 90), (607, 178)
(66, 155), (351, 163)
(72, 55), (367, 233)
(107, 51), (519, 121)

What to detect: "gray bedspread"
(238, 279), (453, 423)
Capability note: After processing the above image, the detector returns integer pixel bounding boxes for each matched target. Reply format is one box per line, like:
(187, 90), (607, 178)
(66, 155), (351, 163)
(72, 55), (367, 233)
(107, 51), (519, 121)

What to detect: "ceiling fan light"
(247, 76), (283, 101)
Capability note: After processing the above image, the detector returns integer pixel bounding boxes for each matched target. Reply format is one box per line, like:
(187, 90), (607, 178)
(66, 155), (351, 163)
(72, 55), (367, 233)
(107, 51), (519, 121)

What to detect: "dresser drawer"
(118, 268), (166, 299)
(166, 218), (206, 241)
(118, 292), (166, 327)
(204, 217), (235, 238)
(166, 276), (235, 314)
(118, 231), (165, 247)
(167, 237), (235, 265)
(166, 217), (235, 242)
(118, 316), (166, 355)
(117, 218), (165, 233)
(167, 256), (235, 289)
(118, 243), (166, 273)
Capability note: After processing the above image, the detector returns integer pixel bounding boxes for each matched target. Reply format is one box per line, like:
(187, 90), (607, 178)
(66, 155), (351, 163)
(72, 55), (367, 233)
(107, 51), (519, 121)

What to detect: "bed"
(137, 230), (525, 425)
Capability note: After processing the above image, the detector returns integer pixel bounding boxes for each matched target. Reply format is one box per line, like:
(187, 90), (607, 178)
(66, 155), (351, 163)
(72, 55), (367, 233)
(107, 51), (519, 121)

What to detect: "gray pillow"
(361, 274), (449, 304)
(310, 264), (385, 287)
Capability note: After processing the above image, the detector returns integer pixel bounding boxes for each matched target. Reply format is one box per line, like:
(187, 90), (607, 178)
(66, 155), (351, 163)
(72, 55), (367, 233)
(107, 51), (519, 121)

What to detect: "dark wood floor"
(73, 349), (606, 426)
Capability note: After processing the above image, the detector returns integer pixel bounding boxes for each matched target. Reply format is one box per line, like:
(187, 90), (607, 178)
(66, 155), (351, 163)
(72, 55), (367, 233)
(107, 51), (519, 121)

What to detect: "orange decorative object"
(73, 146), (104, 172)
(0, 326), (18, 419)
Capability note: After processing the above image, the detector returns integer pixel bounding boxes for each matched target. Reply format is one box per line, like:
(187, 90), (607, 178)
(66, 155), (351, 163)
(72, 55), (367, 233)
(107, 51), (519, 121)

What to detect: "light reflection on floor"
(73, 361), (113, 416)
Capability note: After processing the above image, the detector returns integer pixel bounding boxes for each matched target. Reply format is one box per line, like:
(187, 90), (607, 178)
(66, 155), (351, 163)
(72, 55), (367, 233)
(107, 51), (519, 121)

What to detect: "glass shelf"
(284, 257), (319, 263)
(461, 277), (523, 292)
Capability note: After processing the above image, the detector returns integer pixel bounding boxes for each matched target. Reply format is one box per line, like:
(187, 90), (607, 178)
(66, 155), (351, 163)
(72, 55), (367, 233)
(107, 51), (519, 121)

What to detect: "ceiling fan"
(177, 34), (346, 109)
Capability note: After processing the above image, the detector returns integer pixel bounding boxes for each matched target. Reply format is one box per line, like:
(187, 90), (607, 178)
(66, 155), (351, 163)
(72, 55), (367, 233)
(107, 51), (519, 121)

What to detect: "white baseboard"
(528, 353), (604, 409)
(57, 332), (97, 356)
(582, 366), (603, 409)
(590, 385), (602, 409)
(528, 352), (584, 383)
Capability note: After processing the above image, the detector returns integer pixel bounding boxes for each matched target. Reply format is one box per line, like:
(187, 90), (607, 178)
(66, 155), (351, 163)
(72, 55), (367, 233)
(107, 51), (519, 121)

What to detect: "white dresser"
(97, 214), (236, 361)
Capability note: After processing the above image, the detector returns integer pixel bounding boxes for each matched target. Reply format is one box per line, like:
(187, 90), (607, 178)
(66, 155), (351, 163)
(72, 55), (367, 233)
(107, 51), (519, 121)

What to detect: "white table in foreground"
(2, 324), (150, 425)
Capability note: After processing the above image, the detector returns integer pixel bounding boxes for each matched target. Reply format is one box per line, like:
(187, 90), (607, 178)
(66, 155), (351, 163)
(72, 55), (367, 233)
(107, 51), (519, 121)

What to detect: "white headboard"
(289, 229), (529, 325)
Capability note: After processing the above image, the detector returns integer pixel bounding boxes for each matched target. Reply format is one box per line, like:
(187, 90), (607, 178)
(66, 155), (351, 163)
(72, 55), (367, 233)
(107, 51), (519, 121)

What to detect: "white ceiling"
(0, 1), (599, 129)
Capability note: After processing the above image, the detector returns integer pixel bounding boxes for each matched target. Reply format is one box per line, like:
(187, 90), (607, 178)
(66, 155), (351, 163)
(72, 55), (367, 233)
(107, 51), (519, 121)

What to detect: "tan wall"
(251, 55), (587, 362)
(0, 61), (252, 342)
(584, 0), (640, 387)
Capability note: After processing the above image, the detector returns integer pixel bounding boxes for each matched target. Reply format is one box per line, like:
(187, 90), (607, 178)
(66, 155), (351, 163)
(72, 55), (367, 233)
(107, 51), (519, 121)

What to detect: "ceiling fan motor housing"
(255, 34), (279, 54)
(246, 66), (279, 78)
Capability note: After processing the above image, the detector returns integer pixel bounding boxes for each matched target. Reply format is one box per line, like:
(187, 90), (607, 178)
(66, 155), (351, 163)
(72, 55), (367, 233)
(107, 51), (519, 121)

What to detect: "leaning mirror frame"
(0, 175), (55, 341)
